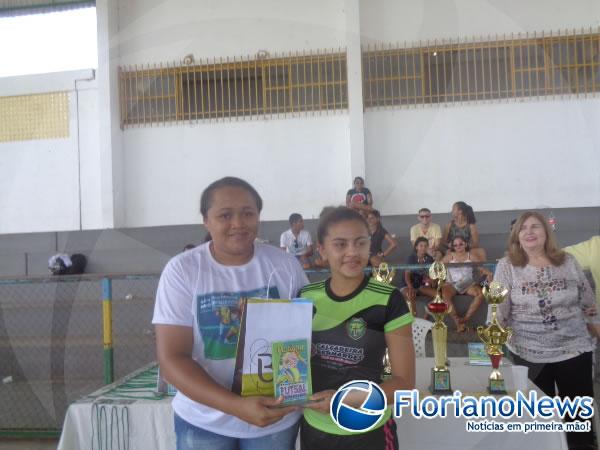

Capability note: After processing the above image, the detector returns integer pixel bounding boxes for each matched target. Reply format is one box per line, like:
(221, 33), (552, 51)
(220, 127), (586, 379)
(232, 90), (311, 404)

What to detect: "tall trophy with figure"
(427, 261), (452, 394)
(374, 263), (396, 380)
(477, 281), (512, 394)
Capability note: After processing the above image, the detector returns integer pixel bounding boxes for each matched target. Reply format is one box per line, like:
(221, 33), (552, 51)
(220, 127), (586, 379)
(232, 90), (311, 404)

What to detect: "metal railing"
(119, 49), (348, 127)
(363, 27), (600, 108)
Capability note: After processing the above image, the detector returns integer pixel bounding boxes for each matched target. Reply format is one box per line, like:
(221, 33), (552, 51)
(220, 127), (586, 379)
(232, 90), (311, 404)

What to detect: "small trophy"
(372, 262), (396, 284)
(375, 263), (396, 380)
(477, 282), (512, 394)
(427, 262), (452, 394)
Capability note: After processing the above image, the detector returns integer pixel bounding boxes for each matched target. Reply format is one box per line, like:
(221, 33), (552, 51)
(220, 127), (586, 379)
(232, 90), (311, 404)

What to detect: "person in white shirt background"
(280, 213), (314, 269)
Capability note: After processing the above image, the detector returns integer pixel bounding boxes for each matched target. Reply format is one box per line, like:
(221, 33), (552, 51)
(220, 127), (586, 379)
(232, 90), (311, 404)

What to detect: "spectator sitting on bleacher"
(346, 176), (373, 216)
(565, 235), (600, 304)
(410, 207), (442, 257)
(366, 209), (398, 267)
(441, 236), (491, 332)
(401, 237), (436, 316)
(280, 213), (313, 269)
(442, 201), (481, 250)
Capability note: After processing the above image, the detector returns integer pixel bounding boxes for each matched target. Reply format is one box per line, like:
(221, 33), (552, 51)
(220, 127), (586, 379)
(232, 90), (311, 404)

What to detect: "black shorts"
(299, 417), (398, 450)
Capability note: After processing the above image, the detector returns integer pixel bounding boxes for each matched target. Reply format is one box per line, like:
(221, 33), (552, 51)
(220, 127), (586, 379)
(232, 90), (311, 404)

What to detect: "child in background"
(401, 237), (436, 316)
(299, 206), (415, 450)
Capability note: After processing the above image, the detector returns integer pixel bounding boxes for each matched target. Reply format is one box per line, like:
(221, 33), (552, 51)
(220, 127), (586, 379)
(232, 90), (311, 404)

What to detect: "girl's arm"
(367, 192), (374, 207)
(441, 252), (451, 264)
(470, 224), (480, 248)
(382, 233), (398, 257)
(442, 223), (450, 246)
(156, 324), (297, 427)
(381, 325), (416, 400)
(404, 268), (413, 287)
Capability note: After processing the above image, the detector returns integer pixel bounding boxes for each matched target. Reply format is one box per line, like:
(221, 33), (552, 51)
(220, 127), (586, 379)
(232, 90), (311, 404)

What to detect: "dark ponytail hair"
(454, 201), (476, 224)
(200, 177), (263, 219)
(317, 206), (368, 245)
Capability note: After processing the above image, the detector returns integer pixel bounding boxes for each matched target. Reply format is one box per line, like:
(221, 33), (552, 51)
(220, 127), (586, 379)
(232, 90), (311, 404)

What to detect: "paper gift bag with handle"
(232, 298), (313, 397)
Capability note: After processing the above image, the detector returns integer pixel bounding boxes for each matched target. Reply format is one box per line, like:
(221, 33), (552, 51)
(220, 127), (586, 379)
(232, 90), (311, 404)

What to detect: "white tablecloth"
(58, 358), (568, 450)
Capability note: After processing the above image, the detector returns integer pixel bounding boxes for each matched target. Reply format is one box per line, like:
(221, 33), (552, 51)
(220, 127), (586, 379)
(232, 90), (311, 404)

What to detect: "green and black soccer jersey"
(299, 275), (413, 435)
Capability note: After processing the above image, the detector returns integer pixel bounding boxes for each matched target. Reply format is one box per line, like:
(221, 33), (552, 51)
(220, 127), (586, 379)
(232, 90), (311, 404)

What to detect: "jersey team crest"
(347, 317), (367, 341)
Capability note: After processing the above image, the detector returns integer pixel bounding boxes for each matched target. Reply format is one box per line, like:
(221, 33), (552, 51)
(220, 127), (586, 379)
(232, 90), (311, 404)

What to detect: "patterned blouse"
(492, 255), (598, 363)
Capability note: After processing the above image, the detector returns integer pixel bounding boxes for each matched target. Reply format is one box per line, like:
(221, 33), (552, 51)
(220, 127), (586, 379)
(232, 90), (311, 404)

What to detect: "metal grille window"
(119, 50), (348, 127)
(363, 29), (600, 108)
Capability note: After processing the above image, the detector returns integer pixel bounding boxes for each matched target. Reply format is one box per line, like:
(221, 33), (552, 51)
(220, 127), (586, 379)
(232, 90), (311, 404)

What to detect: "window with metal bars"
(363, 30), (600, 108)
(119, 51), (348, 127)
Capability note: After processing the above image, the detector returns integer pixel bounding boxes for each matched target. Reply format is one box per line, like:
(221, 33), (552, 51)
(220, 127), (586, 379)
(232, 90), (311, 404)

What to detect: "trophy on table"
(427, 261), (453, 394)
(374, 263), (396, 380)
(477, 281), (512, 394)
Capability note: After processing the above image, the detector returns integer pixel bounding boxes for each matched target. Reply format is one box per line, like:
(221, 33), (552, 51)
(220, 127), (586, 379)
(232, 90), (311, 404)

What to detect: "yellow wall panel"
(0, 92), (70, 142)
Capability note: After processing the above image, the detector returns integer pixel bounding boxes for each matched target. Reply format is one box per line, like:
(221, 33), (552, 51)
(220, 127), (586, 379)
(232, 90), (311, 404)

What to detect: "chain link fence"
(0, 263), (506, 436)
(0, 275), (159, 436)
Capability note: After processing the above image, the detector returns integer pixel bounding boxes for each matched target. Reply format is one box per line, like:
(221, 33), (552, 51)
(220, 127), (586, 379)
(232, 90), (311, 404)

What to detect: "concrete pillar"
(96, 0), (124, 228)
(345, 0), (366, 182)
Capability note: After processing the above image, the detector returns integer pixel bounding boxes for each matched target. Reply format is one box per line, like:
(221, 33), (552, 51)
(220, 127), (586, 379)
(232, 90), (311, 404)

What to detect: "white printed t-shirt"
(279, 229), (312, 257)
(152, 241), (309, 438)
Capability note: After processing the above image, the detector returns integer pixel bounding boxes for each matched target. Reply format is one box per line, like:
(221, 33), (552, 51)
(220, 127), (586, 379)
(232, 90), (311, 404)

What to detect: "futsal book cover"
(271, 338), (312, 405)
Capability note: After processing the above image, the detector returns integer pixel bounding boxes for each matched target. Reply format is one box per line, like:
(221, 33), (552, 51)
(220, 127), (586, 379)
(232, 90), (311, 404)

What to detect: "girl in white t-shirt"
(153, 177), (308, 450)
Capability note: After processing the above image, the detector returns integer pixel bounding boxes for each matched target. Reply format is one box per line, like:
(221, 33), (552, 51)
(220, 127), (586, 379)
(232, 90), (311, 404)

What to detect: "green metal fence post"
(102, 277), (114, 384)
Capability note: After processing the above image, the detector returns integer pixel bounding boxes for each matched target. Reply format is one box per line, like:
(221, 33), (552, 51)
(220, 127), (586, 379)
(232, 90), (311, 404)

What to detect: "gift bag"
(232, 298), (313, 397)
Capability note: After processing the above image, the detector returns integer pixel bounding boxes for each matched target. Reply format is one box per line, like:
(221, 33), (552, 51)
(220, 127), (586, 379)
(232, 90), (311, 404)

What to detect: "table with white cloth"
(58, 358), (568, 450)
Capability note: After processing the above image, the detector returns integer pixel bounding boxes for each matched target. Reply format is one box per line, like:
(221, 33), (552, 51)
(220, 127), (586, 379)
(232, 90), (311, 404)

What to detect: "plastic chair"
(412, 317), (434, 358)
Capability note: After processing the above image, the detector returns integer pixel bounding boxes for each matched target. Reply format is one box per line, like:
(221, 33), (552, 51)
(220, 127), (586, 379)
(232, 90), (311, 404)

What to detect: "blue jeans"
(174, 413), (299, 450)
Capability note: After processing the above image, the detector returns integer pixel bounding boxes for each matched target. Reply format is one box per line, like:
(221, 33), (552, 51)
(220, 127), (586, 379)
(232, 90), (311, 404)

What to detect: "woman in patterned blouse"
(493, 211), (598, 450)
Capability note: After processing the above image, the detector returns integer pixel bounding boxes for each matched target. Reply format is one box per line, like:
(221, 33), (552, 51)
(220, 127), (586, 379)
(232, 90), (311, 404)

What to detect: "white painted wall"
(365, 98), (600, 215)
(4, 1), (597, 235)
(360, 0), (600, 215)
(113, 0), (355, 227)
(117, 0), (347, 65)
(122, 115), (351, 226)
(0, 70), (102, 234)
(360, 0), (600, 44)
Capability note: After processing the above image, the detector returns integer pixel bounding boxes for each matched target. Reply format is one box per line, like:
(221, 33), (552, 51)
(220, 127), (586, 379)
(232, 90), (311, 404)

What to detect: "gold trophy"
(477, 281), (512, 394)
(372, 262), (396, 284)
(427, 261), (452, 394)
(374, 263), (396, 380)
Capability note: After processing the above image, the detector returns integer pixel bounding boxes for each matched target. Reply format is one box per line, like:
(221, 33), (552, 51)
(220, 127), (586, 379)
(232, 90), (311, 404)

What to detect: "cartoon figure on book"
(276, 351), (302, 384)
(299, 206), (415, 450)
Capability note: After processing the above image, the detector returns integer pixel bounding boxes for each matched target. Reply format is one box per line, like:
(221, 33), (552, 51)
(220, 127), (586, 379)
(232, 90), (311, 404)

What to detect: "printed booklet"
(271, 338), (312, 405)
